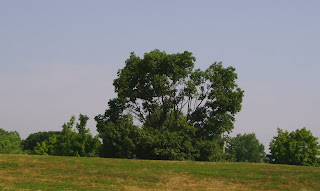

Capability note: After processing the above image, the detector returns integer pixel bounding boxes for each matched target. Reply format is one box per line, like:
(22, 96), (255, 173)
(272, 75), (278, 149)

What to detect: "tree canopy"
(108, 50), (243, 138)
(0, 128), (23, 154)
(227, 133), (265, 163)
(95, 50), (244, 160)
(34, 114), (101, 157)
(269, 128), (320, 166)
(22, 131), (60, 152)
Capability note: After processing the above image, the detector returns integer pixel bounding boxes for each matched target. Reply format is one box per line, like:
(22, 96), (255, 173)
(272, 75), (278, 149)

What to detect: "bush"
(269, 128), (320, 166)
(34, 114), (101, 157)
(227, 133), (265, 163)
(97, 115), (142, 158)
(0, 128), (23, 154)
(21, 131), (60, 152)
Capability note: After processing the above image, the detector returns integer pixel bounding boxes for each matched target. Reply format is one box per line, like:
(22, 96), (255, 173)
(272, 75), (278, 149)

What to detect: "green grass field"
(0, 154), (319, 190)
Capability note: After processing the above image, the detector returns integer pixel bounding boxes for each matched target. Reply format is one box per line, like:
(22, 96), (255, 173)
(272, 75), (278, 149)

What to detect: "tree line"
(1, 50), (319, 166)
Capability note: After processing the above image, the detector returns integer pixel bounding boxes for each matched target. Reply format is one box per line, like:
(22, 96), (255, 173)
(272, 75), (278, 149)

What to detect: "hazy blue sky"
(1, 1), (319, 152)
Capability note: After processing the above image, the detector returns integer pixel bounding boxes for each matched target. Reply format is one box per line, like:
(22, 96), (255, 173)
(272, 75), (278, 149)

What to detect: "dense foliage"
(96, 50), (244, 161)
(22, 131), (60, 152)
(3, 49), (319, 167)
(227, 133), (265, 162)
(269, 128), (320, 166)
(34, 114), (101, 157)
(0, 128), (23, 154)
(97, 114), (143, 159)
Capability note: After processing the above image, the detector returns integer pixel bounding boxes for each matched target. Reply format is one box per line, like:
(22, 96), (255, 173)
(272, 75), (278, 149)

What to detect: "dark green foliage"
(269, 128), (320, 166)
(97, 114), (142, 158)
(195, 140), (225, 161)
(142, 113), (198, 160)
(150, 130), (191, 160)
(34, 114), (101, 157)
(227, 133), (265, 163)
(96, 50), (244, 161)
(21, 131), (60, 152)
(190, 63), (244, 141)
(0, 128), (23, 154)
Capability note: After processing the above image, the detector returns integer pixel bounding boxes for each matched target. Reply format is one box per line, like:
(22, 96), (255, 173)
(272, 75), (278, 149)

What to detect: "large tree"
(96, 50), (244, 160)
(269, 128), (320, 166)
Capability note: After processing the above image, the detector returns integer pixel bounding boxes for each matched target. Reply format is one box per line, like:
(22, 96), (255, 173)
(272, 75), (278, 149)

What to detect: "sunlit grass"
(0, 154), (319, 190)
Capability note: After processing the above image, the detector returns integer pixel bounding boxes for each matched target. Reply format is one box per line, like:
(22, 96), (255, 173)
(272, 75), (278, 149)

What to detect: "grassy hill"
(0, 154), (319, 190)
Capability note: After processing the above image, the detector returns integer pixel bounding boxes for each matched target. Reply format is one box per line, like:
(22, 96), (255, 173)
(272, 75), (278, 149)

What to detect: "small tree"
(22, 131), (60, 152)
(269, 128), (320, 166)
(0, 128), (23, 154)
(227, 133), (265, 163)
(34, 114), (101, 157)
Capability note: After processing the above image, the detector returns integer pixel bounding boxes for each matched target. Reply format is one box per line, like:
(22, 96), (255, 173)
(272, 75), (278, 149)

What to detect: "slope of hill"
(0, 154), (319, 190)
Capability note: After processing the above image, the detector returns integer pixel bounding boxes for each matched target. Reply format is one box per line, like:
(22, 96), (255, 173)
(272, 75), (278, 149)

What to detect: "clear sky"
(1, 1), (319, 152)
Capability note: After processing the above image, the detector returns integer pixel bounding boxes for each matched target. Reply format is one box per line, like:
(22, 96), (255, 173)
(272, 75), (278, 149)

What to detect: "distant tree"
(34, 114), (101, 157)
(21, 131), (60, 152)
(226, 133), (265, 163)
(0, 128), (23, 154)
(95, 50), (244, 161)
(269, 128), (320, 166)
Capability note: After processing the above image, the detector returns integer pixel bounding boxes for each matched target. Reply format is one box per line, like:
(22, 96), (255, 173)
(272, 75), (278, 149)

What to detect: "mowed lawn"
(0, 154), (319, 190)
